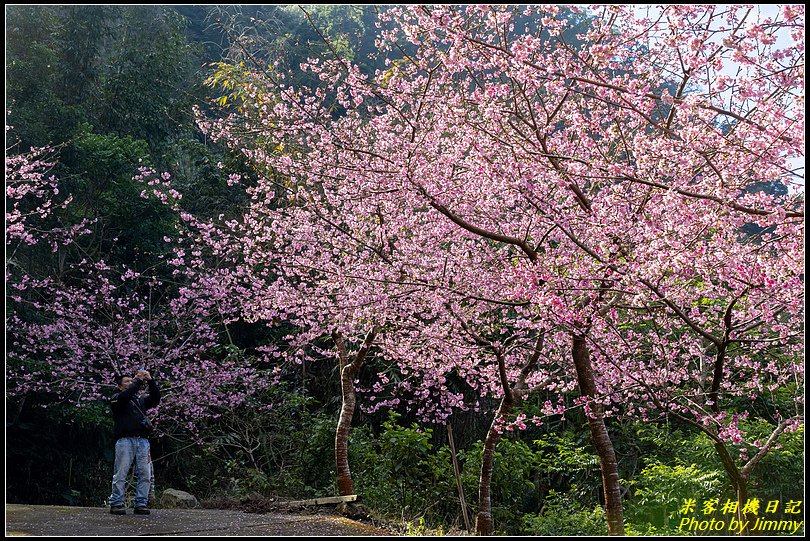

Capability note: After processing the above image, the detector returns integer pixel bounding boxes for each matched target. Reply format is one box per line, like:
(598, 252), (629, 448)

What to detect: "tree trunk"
(335, 361), (356, 496)
(332, 328), (376, 497)
(476, 397), (513, 536)
(714, 442), (751, 534)
(736, 480), (751, 535)
(572, 334), (624, 536)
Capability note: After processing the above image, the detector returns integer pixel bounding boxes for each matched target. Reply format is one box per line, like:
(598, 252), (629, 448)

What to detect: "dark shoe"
(110, 505), (126, 515)
(134, 507), (151, 515)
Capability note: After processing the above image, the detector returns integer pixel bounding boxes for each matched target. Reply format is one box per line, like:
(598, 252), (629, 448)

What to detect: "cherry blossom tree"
(6, 257), (267, 433)
(587, 203), (804, 532)
(196, 4), (803, 535)
(136, 157), (392, 494)
(6, 143), (93, 274)
(7, 161), (269, 435)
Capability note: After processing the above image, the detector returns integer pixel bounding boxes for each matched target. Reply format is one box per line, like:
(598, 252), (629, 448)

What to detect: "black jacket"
(110, 379), (160, 440)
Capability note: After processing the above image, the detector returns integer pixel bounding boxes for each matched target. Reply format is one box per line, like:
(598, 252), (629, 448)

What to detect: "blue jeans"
(109, 437), (151, 508)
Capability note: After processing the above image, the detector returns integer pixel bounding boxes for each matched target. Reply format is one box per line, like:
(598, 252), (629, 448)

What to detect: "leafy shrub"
(533, 430), (602, 504)
(522, 492), (608, 536)
(625, 461), (722, 534)
(352, 412), (458, 526)
(176, 383), (336, 500)
(459, 438), (541, 533)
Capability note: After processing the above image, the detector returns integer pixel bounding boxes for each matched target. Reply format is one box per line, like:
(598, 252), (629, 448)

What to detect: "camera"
(140, 418), (154, 432)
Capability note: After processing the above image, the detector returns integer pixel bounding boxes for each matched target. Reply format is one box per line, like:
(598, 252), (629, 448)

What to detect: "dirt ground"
(5, 504), (393, 536)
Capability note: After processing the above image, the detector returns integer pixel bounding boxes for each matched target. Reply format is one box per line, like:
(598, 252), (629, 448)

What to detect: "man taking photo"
(108, 368), (160, 515)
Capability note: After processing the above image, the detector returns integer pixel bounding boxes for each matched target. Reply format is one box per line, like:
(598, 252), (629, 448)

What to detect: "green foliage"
(6, 399), (114, 507)
(6, 5), (205, 283)
(162, 137), (253, 217)
(521, 492), (608, 536)
(6, 7), (83, 147)
(352, 412), (457, 525)
(534, 430), (601, 497)
(175, 383), (336, 500)
(623, 421), (805, 535)
(7, 6), (202, 151)
(206, 62), (268, 109)
(94, 7), (202, 149)
(459, 438), (542, 533)
(744, 423), (804, 504)
(296, 5), (373, 64)
(353, 414), (559, 534)
(207, 5), (390, 88)
(65, 129), (176, 270)
(633, 423), (719, 475)
(404, 516), (445, 536)
(626, 462), (722, 533)
(632, 420), (805, 504)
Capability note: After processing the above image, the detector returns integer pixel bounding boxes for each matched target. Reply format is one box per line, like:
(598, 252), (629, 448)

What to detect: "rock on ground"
(160, 488), (199, 509)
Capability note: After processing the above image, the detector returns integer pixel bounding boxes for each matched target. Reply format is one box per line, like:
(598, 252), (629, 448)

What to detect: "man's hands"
(135, 370), (152, 382)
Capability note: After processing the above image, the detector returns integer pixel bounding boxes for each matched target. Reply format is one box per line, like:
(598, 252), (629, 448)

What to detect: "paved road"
(6, 504), (391, 536)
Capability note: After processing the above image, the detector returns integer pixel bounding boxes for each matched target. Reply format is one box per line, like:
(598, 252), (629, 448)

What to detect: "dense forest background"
(5, 6), (803, 536)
